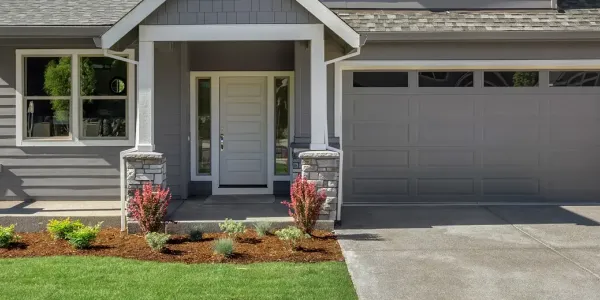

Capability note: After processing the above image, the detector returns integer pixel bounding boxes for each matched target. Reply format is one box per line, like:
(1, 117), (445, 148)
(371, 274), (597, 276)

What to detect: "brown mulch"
(0, 228), (344, 264)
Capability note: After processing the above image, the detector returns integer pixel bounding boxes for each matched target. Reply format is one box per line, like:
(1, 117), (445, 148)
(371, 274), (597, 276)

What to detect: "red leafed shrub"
(282, 176), (326, 235)
(127, 182), (171, 233)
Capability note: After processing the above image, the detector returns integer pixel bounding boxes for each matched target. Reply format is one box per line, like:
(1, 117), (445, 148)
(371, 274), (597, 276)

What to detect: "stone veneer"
(124, 152), (167, 223)
(298, 151), (340, 221)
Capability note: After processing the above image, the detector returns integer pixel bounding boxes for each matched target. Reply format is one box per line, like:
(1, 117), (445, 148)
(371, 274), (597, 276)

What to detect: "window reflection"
(197, 79), (211, 175)
(275, 77), (290, 175)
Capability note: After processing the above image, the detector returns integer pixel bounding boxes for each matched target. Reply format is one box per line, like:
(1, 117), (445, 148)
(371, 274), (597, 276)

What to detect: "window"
(275, 77), (290, 175)
(419, 72), (473, 87)
(197, 79), (211, 175)
(484, 71), (539, 87)
(353, 72), (409, 87)
(550, 71), (600, 87)
(17, 49), (135, 146)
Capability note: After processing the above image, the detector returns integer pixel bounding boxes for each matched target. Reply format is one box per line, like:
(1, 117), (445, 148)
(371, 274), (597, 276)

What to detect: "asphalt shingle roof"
(334, 0), (600, 32)
(0, 0), (142, 26)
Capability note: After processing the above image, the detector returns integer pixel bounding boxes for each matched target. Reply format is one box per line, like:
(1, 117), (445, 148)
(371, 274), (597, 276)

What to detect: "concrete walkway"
(337, 205), (600, 300)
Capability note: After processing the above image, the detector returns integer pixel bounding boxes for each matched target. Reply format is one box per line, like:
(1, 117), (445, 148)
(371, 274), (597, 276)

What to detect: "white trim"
(337, 59), (600, 71)
(15, 49), (136, 147)
(136, 41), (155, 152)
(295, 0), (360, 48)
(190, 71), (294, 195)
(310, 31), (327, 150)
(140, 24), (324, 42)
(99, 0), (166, 49)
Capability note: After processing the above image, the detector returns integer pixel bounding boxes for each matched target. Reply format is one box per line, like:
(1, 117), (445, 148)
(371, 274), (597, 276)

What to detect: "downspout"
(323, 45), (362, 222)
(103, 48), (140, 232)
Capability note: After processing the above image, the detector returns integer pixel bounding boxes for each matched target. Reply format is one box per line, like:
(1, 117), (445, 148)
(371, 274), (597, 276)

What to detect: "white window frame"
(15, 49), (136, 146)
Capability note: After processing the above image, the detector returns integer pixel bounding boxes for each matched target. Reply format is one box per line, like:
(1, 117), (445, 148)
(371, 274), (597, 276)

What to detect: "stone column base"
(299, 151), (340, 221)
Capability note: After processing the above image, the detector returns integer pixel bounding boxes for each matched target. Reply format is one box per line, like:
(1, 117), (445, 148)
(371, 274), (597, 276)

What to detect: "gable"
(143, 0), (321, 25)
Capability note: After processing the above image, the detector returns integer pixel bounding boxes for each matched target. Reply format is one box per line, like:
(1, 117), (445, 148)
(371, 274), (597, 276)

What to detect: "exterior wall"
(0, 39), (125, 200)
(189, 41), (294, 71)
(143, 0), (319, 25)
(320, 0), (551, 9)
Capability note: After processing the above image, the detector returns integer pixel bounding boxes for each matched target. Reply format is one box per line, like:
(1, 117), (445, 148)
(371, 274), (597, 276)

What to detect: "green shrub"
(218, 219), (245, 239)
(188, 226), (204, 242)
(67, 223), (102, 250)
(146, 232), (170, 252)
(253, 221), (273, 237)
(0, 224), (21, 248)
(275, 226), (309, 250)
(213, 238), (234, 257)
(47, 218), (85, 240)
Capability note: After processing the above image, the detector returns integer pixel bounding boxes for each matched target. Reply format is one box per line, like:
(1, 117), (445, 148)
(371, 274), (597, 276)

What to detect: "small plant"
(127, 182), (172, 233)
(275, 226), (308, 251)
(47, 218), (85, 240)
(213, 238), (234, 257)
(188, 226), (204, 242)
(145, 232), (171, 252)
(219, 219), (246, 239)
(282, 176), (326, 235)
(254, 221), (273, 237)
(67, 223), (102, 250)
(0, 224), (21, 248)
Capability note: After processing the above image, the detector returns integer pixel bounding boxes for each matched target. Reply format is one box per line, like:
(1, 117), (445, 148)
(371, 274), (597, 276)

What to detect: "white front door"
(219, 77), (268, 186)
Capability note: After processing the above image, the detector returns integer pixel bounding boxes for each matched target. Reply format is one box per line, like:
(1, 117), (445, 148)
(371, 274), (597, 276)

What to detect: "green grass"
(0, 256), (357, 300)
(275, 162), (289, 175)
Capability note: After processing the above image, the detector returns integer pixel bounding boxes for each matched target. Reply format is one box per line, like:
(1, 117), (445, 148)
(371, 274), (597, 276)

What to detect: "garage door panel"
(484, 95), (540, 116)
(417, 150), (476, 167)
(417, 95), (475, 118)
(547, 150), (600, 169)
(348, 94), (410, 121)
(351, 178), (410, 196)
(482, 178), (540, 196)
(417, 178), (475, 195)
(483, 119), (540, 144)
(348, 123), (410, 146)
(549, 96), (600, 117)
(550, 120), (600, 144)
(417, 121), (475, 145)
(351, 149), (410, 168)
(482, 149), (541, 168)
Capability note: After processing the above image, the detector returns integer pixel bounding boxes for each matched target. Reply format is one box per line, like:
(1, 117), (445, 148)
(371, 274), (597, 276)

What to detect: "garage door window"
(484, 71), (539, 87)
(418, 72), (473, 87)
(353, 72), (408, 87)
(549, 71), (600, 87)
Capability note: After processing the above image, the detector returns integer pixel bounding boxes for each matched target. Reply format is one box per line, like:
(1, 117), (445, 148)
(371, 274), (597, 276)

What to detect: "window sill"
(17, 139), (135, 147)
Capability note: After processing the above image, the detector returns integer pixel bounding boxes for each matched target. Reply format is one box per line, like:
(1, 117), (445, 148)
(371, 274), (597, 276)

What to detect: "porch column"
(310, 28), (327, 151)
(136, 41), (155, 152)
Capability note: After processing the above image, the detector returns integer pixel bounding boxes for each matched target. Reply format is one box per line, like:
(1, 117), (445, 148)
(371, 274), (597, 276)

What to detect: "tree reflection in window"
(484, 72), (539, 87)
(418, 72), (474, 87)
(275, 77), (290, 175)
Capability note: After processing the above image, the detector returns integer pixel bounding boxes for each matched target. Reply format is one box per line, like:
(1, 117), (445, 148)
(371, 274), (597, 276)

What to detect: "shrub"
(47, 218), (85, 240)
(281, 176), (326, 235)
(67, 223), (102, 250)
(0, 224), (21, 248)
(188, 226), (204, 242)
(213, 238), (234, 257)
(275, 226), (308, 251)
(253, 221), (273, 237)
(218, 219), (245, 239)
(127, 182), (172, 233)
(146, 232), (171, 252)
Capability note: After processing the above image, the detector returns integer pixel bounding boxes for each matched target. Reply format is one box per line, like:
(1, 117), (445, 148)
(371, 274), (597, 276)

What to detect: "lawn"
(0, 256), (357, 300)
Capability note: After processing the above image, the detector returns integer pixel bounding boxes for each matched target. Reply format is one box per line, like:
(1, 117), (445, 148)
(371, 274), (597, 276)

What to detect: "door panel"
(219, 77), (268, 185)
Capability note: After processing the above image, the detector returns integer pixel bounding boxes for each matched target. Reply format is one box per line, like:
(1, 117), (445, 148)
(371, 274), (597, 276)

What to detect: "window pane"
(26, 57), (71, 96)
(353, 72), (409, 87)
(550, 71), (600, 87)
(197, 79), (211, 175)
(484, 71), (539, 87)
(275, 77), (290, 175)
(81, 57), (128, 96)
(82, 100), (126, 138)
(25, 99), (70, 138)
(419, 72), (474, 87)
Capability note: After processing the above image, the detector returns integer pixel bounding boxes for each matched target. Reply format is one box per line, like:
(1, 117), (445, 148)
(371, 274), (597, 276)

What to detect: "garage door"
(342, 70), (600, 204)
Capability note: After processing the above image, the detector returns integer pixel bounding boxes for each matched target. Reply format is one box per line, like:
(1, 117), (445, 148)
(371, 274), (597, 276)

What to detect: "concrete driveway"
(336, 205), (600, 300)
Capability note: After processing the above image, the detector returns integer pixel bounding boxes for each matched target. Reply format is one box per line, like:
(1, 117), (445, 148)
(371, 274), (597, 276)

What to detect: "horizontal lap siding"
(143, 0), (319, 25)
(0, 41), (126, 200)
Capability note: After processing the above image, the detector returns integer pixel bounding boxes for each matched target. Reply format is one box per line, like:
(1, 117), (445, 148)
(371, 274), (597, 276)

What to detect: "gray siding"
(189, 41), (294, 71)
(0, 39), (124, 200)
(321, 0), (551, 9)
(143, 0), (319, 25)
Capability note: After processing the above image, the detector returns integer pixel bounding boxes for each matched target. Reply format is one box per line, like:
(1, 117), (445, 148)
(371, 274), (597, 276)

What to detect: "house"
(1, 0), (600, 223)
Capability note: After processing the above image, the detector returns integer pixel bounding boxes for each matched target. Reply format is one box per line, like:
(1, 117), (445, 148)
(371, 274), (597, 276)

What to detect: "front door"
(219, 77), (268, 186)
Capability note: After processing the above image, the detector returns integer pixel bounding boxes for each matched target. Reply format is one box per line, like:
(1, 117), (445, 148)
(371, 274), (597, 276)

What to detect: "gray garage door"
(342, 70), (600, 204)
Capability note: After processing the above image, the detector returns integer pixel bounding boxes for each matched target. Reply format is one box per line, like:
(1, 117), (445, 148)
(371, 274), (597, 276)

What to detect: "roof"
(334, 0), (600, 32)
(0, 0), (142, 26)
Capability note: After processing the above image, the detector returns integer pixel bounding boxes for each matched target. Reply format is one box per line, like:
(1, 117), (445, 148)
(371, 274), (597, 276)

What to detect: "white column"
(136, 41), (155, 152)
(310, 27), (327, 150)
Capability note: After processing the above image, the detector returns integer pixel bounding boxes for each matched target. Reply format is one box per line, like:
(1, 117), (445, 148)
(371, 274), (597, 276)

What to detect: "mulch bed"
(0, 228), (344, 264)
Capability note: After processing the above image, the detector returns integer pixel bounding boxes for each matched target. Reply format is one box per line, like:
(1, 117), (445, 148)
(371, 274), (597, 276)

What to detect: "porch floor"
(166, 196), (290, 221)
